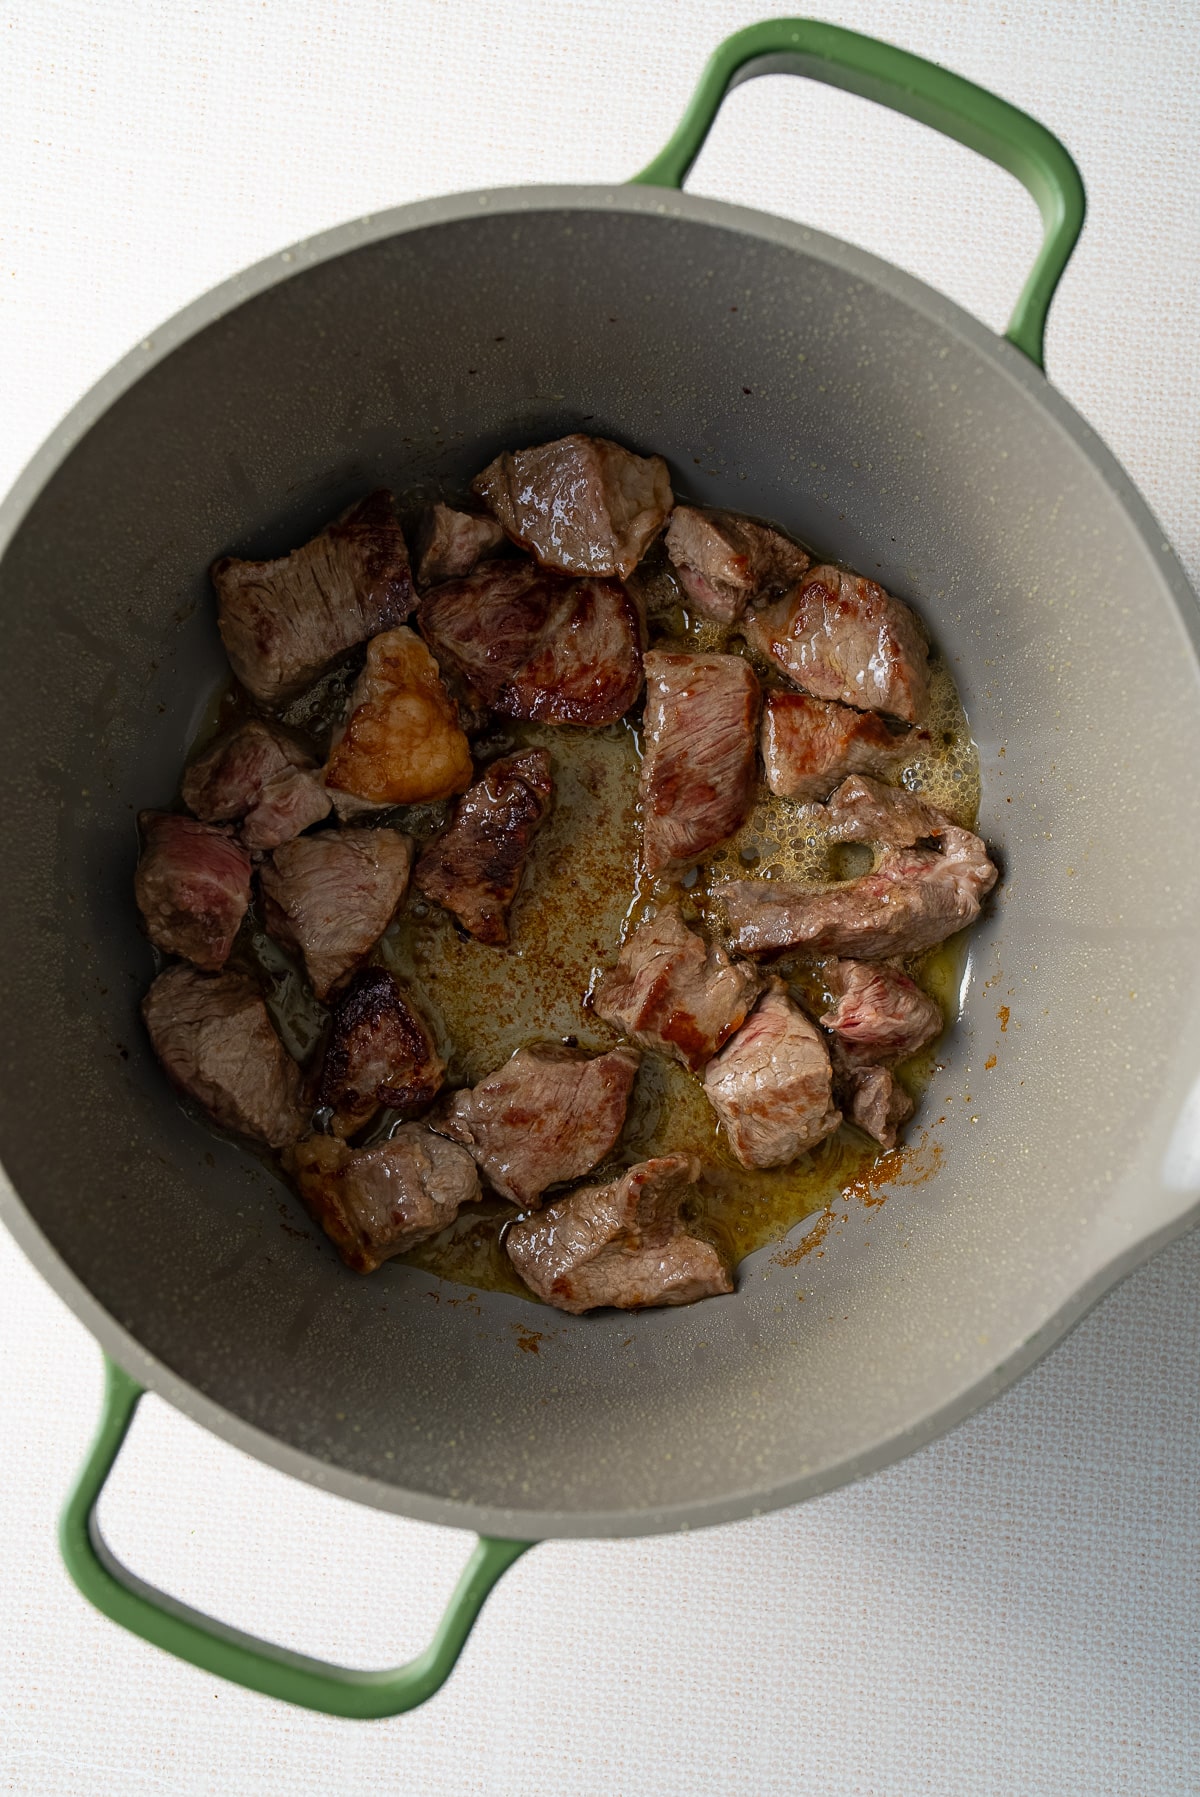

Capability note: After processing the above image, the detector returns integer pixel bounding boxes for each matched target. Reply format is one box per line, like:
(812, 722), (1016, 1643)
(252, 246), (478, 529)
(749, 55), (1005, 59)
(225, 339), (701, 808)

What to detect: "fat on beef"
(182, 719), (331, 852)
(142, 964), (305, 1148)
(213, 490), (413, 707)
(639, 650), (760, 874)
(432, 1042), (640, 1207)
(702, 980), (841, 1169)
(287, 1125), (480, 1273)
(323, 626), (473, 810)
(744, 566), (930, 723)
(821, 959), (942, 1063)
(505, 1153), (732, 1314)
(472, 434), (672, 580)
(664, 506), (810, 625)
(415, 503), (507, 588)
(591, 903), (762, 1072)
(260, 827), (414, 1000)
(761, 691), (913, 803)
(135, 811), (252, 970)
(414, 748), (553, 945)
(418, 560), (642, 727)
(318, 968), (445, 1137)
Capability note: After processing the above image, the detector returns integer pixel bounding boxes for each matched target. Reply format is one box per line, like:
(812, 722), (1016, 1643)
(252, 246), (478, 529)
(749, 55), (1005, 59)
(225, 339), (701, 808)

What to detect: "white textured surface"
(1, 1), (1198, 1791)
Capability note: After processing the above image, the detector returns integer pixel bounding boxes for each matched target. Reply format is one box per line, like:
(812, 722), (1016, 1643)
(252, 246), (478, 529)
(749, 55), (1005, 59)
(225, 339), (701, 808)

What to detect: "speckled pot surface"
(2, 186), (1198, 1539)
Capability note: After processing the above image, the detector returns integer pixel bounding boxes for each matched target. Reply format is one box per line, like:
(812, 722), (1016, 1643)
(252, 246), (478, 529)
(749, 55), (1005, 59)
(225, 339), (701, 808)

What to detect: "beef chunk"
(640, 650), (760, 874)
(472, 434), (672, 580)
(323, 626), (473, 810)
(142, 964), (305, 1147)
(821, 772), (946, 846)
(833, 1052), (914, 1149)
(703, 981), (841, 1168)
(432, 1042), (640, 1207)
(415, 503), (506, 588)
(414, 749), (553, 945)
(318, 968), (445, 1137)
(592, 904), (762, 1072)
(418, 560), (642, 727)
(287, 1125), (480, 1273)
(260, 827), (413, 999)
(135, 812), (252, 970)
(761, 691), (912, 803)
(505, 1153), (732, 1314)
(664, 506), (810, 625)
(182, 720), (331, 852)
(744, 566), (930, 723)
(213, 490), (413, 707)
(821, 959), (942, 1063)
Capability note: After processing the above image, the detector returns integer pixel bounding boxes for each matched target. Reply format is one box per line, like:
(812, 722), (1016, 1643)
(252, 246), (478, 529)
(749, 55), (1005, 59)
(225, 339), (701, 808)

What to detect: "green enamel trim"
(59, 1356), (533, 1718)
(630, 17), (1085, 369)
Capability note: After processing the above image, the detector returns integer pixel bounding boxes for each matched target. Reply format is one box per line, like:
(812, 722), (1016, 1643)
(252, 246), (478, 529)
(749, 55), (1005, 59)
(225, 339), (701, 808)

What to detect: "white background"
(2, 2), (1199, 1792)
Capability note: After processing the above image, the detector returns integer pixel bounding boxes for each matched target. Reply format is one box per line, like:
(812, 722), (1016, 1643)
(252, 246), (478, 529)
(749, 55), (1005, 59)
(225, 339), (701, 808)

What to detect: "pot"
(3, 19), (1199, 1718)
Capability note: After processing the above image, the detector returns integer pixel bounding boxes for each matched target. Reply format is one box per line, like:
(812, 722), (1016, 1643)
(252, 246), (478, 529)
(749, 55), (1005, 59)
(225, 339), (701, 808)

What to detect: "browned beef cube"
(592, 904), (762, 1072)
(135, 812), (252, 970)
(318, 968), (445, 1137)
(702, 981), (841, 1168)
(260, 827), (413, 1000)
(181, 719), (331, 852)
(640, 650), (760, 874)
(664, 506), (810, 625)
(415, 503), (507, 587)
(213, 490), (413, 707)
(745, 566), (930, 723)
(821, 960), (942, 1064)
(414, 749), (553, 945)
(142, 964), (305, 1148)
(287, 1125), (480, 1273)
(418, 560), (642, 727)
(323, 627), (473, 811)
(472, 434), (672, 580)
(432, 1042), (640, 1207)
(761, 691), (911, 803)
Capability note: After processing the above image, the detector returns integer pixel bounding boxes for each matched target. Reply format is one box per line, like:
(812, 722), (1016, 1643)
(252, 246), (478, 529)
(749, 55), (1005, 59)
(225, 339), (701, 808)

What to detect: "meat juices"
(213, 490), (413, 707)
(318, 968), (445, 1137)
(821, 959), (943, 1064)
(181, 720), (331, 852)
(744, 566), (930, 724)
(703, 982), (841, 1169)
(760, 691), (911, 803)
(418, 560), (643, 727)
(260, 827), (414, 1000)
(135, 812), (252, 970)
(505, 1153), (733, 1314)
(432, 1042), (641, 1208)
(473, 433), (673, 580)
(639, 650), (761, 874)
(142, 965), (305, 1148)
(414, 503), (507, 588)
(592, 904), (762, 1073)
(664, 506), (810, 625)
(414, 748), (553, 945)
(288, 1126), (481, 1273)
(323, 626), (473, 809)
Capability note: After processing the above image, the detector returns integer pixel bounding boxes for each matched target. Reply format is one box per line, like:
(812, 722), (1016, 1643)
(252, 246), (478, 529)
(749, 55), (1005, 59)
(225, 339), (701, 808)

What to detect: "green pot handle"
(59, 1356), (533, 1718)
(630, 17), (1085, 370)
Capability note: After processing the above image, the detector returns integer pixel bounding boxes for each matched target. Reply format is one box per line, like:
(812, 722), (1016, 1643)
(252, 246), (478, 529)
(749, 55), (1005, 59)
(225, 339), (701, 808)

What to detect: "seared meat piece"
(142, 964), (305, 1148)
(323, 626), (473, 809)
(505, 1153), (732, 1314)
(414, 749), (553, 945)
(761, 691), (910, 803)
(182, 720), (331, 852)
(821, 959), (942, 1064)
(415, 503), (506, 587)
(135, 812), (252, 970)
(472, 434), (672, 580)
(834, 1052), (914, 1149)
(260, 827), (413, 1000)
(744, 566), (930, 723)
(664, 506), (810, 625)
(639, 650), (760, 874)
(287, 1125), (480, 1273)
(703, 981), (841, 1169)
(213, 490), (413, 707)
(432, 1042), (640, 1207)
(318, 968), (445, 1137)
(592, 904), (762, 1072)
(822, 771), (945, 846)
(418, 560), (642, 727)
